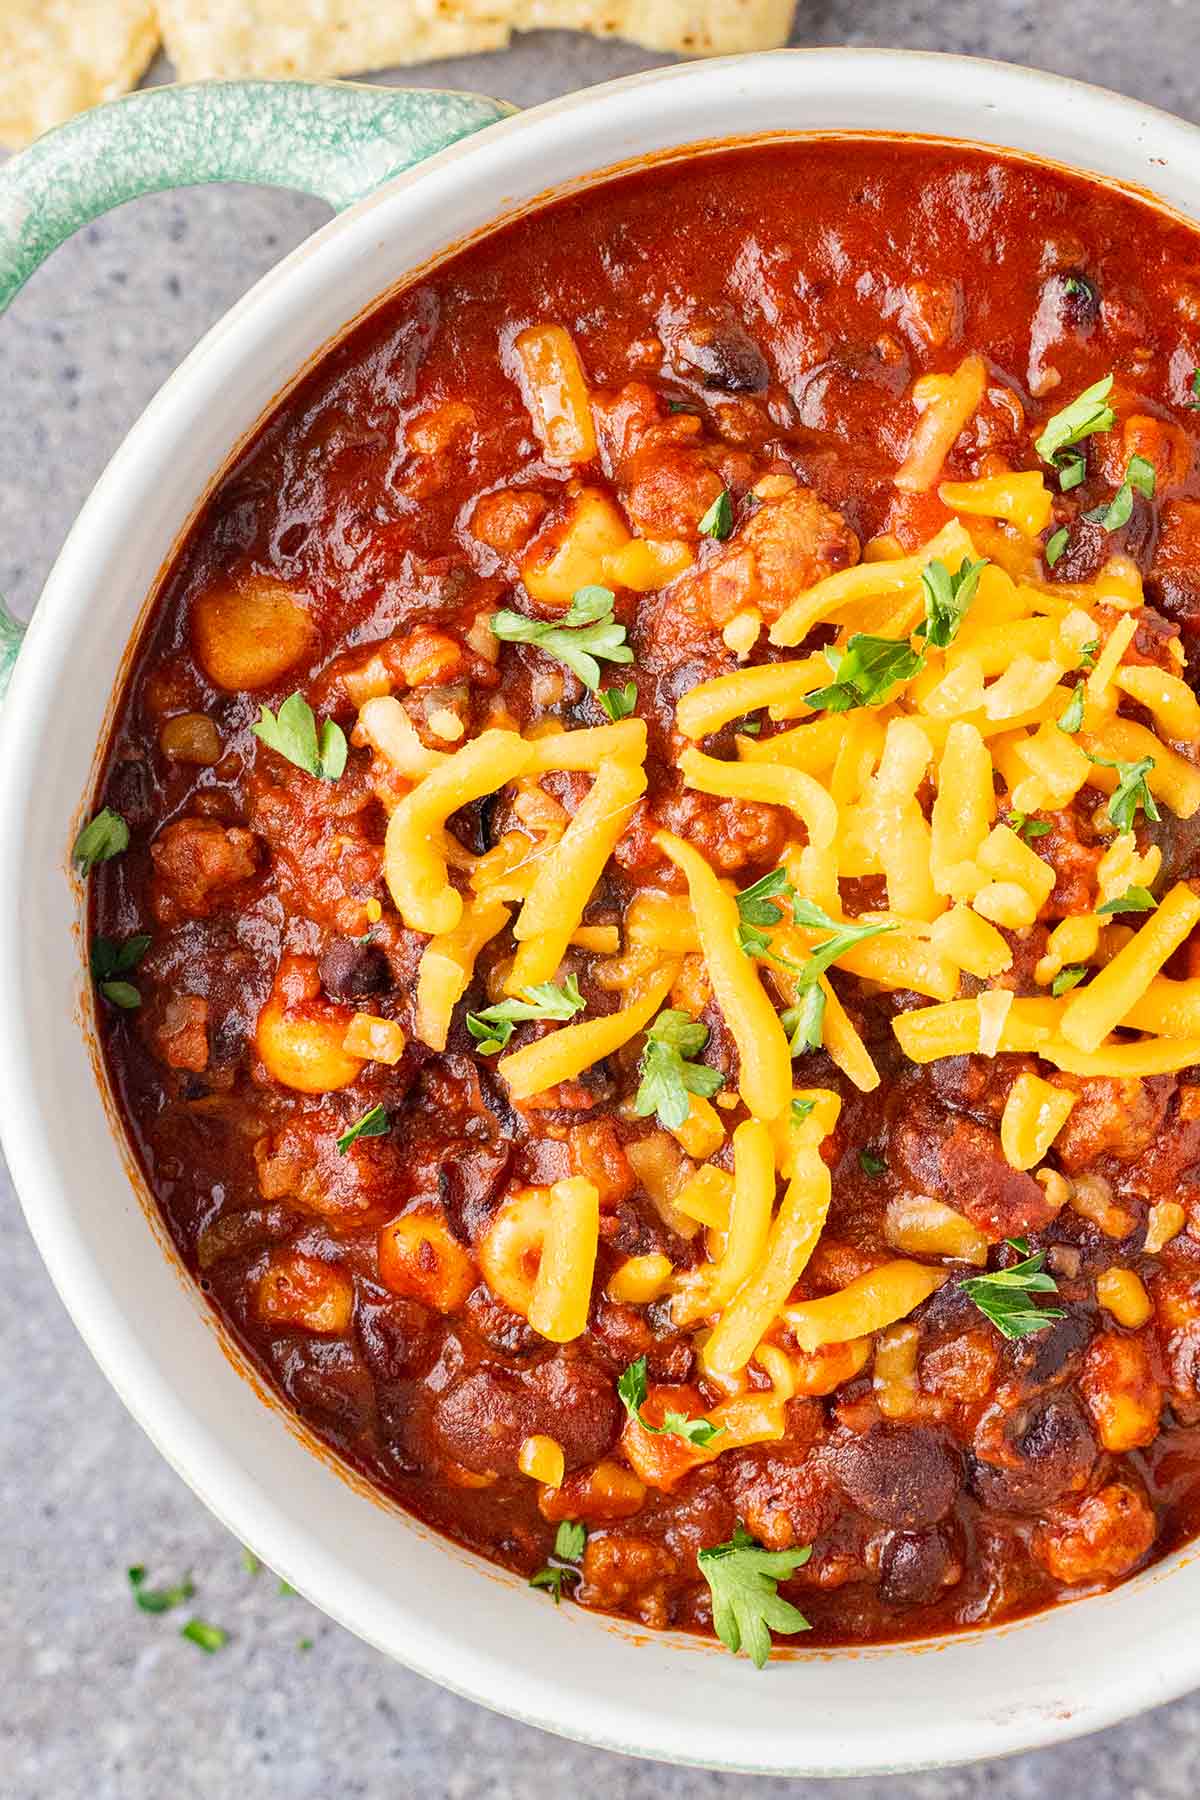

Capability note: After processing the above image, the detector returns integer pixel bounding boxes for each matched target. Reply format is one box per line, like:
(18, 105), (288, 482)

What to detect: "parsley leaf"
(1006, 811), (1052, 841)
(1096, 885), (1158, 916)
(128, 1566), (195, 1614)
(753, 901), (897, 1055)
(180, 1619), (228, 1653)
(1078, 639), (1100, 672)
(859, 1149), (887, 1177)
(698, 1525), (812, 1667)
(530, 1520), (588, 1603)
(633, 1009), (724, 1130)
(735, 866), (795, 929)
(466, 975), (586, 1055)
(1087, 752), (1160, 834)
(918, 556), (988, 649)
(336, 1104), (390, 1155)
(1085, 454), (1156, 533)
(252, 692), (347, 781)
(598, 681), (637, 721)
(73, 807), (129, 872)
(1051, 964), (1089, 996)
(491, 586), (633, 692)
(780, 986), (827, 1055)
(1057, 684), (1085, 735)
(790, 1098), (816, 1127)
(959, 1241), (1066, 1340)
(803, 634), (925, 714)
(91, 932), (151, 1009)
(617, 1355), (724, 1448)
(1034, 374), (1115, 488)
(788, 898), (900, 984)
(698, 490), (734, 540)
(1044, 526), (1069, 569)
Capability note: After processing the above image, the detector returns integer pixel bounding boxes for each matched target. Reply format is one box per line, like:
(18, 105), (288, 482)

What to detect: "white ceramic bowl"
(4, 49), (1200, 1776)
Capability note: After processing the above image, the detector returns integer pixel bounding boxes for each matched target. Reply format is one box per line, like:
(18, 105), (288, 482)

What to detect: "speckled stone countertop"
(4, 7), (1200, 1796)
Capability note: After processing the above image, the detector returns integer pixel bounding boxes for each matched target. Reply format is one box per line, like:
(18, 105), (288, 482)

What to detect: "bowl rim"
(5, 46), (1200, 1776)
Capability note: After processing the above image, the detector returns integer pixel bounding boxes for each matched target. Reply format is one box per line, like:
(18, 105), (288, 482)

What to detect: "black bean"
(318, 935), (391, 1000)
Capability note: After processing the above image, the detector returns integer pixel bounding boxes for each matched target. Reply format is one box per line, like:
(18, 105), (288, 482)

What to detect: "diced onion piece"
(884, 1194), (989, 1265)
(999, 1072), (1077, 1170)
(938, 470), (1053, 537)
(655, 830), (793, 1122)
(782, 1259), (947, 1351)
(894, 355), (987, 493)
(514, 324), (597, 465)
(342, 1012), (406, 1065)
(1058, 882), (1200, 1052)
(894, 995), (1062, 1063)
(769, 519), (975, 646)
(508, 757), (646, 991)
(385, 729), (533, 933)
(415, 896), (511, 1051)
(528, 1177), (600, 1343)
(518, 1434), (566, 1487)
(499, 957), (679, 1099)
(702, 1143), (832, 1376)
(607, 1253), (674, 1305)
(1095, 1268), (1153, 1330)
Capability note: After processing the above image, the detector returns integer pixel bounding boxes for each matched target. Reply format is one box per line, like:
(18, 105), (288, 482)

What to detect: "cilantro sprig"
(1006, 811), (1052, 842)
(1097, 885), (1158, 916)
(1034, 374), (1115, 490)
(91, 932), (151, 1010)
(530, 1520), (587, 1604)
(735, 883), (897, 1056)
(1051, 965), (1089, 996)
(598, 681), (637, 721)
(492, 586), (633, 692)
(633, 1009), (724, 1130)
(73, 807), (129, 873)
(1044, 526), (1069, 569)
(336, 1104), (390, 1155)
(1086, 453), (1155, 533)
(1087, 752), (1160, 834)
(698, 489), (734, 540)
(1057, 683), (1085, 735)
(735, 866), (795, 931)
(698, 1525), (811, 1667)
(128, 1565), (196, 1614)
(917, 556), (988, 649)
(617, 1355), (724, 1448)
(803, 633), (925, 714)
(252, 692), (347, 781)
(466, 975), (586, 1055)
(959, 1240), (1066, 1340)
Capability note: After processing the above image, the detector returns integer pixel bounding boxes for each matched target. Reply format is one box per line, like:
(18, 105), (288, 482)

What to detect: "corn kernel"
(1095, 1267), (1153, 1329)
(607, 1253), (674, 1305)
(1145, 1200), (1186, 1255)
(1000, 1072), (1077, 1171)
(343, 1012), (406, 1065)
(365, 897), (383, 924)
(518, 1434), (565, 1488)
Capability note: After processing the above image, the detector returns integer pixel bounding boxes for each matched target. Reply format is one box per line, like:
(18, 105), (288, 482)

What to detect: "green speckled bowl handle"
(0, 78), (515, 699)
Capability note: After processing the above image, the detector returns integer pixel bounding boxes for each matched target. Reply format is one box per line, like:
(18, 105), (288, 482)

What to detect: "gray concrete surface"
(4, 5), (1200, 1795)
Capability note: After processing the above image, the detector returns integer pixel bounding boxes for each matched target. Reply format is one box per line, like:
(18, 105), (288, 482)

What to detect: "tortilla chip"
(158, 0), (793, 81)
(0, 1), (159, 150)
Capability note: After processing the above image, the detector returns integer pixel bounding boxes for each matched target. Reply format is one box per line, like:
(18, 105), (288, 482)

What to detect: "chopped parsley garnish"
(72, 807), (129, 872)
(91, 932), (151, 1010)
(917, 555), (988, 649)
(735, 866), (795, 930)
(633, 1008), (724, 1130)
(1051, 964), (1089, 996)
(1097, 885), (1158, 916)
(1078, 639), (1100, 671)
(780, 897), (899, 985)
(1006, 811), (1052, 842)
(180, 1619), (229, 1654)
(1033, 373), (1115, 490)
(241, 1548), (262, 1576)
(1085, 454), (1155, 533)
(780, 987), (827, 1055)
(697, 1524), (811, 1668)
(1087, 752), (1160, 834)
(859, 1149), (887, 1177)
(128, 1566), (196, 1614)
(698, 489), (735, 540)
(617, 1355), (724, 1448)
(790, 1098), (816, 1127)
(743, 898), (896, 1055)
(1057, 683), (1085, 735)
(298, 1637), (314, 1652)
(1044, 526), (1069, 569)
(530, 1520), (587, 1604)
(252, 692), (347, 781)
(1191, 369), (1200, 409)
(803, 634), (925, 714)
(736, 717), (763, 737)
(336, 1103), (390, 1154)
(598, 681), (637, 721)
(466, 975), (586, 1055)
(491, 586), (633, 692)
(959, 1240), (1066, 1340)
